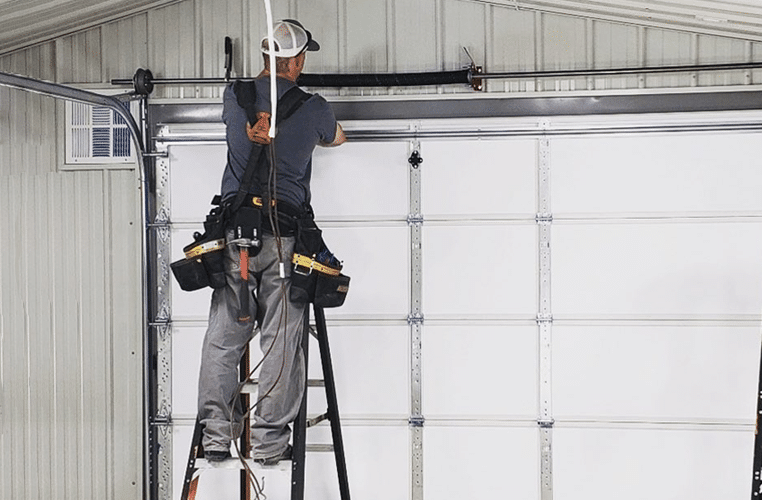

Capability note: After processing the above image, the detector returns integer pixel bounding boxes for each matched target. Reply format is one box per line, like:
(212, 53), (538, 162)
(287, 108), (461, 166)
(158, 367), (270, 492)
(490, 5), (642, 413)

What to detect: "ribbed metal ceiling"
(468, 0), (762, 41)
(0, 0), (185, 54)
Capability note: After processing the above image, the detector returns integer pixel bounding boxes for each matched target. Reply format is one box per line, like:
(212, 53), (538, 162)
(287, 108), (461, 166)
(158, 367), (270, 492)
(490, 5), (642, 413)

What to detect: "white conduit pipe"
(263, 0), (277, 138)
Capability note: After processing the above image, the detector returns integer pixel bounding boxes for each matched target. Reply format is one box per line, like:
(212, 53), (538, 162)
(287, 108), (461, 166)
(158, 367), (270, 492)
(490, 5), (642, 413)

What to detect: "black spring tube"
(297, 69), (471, 87)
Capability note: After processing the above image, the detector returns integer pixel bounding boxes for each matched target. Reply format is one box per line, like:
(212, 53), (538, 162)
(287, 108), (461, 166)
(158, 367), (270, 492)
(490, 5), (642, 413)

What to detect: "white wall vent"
(65, 101), (136, 164)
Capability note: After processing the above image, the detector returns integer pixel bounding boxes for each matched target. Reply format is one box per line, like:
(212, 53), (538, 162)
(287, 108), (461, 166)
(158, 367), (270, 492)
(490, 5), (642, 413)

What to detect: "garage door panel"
(424, 426), (539, 500)
(552, 134), (762, 215)
(339, 426), (410, 500)
(169, 144), (227, 223)
(553, 222), (762, 316)
(312, 142), (410, 218)
(159, 116), (762, 500)
(320, 225), (409, 317)
(423, 224), (536, 316)
(422, 325), (537, 418)
(421, 139), (537, 217)
(171, 325), (204, 418)
(554, 427), (753, 500)
(553, 325), (760, 421)
(308, 324), (409, 417)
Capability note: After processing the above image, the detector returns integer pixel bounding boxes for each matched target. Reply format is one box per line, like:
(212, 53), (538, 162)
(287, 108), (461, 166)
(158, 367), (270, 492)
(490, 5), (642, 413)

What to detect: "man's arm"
(321, 123), (347, 147)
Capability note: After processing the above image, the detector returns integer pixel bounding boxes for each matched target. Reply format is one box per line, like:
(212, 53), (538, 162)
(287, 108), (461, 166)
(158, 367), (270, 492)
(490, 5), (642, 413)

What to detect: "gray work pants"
(197, 231), (307, 459)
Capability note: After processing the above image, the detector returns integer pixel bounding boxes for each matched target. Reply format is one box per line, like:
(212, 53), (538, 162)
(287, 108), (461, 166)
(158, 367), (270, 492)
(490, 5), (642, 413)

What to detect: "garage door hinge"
(538, 418), (555, 428)
(407, 214), (424, 225)
(536, 314), (553, 324)
(152, 415), (172, 426)
(409, 416), (425, 427)
(536, 213), (553, 223)
(143, 151), (169, 158)
(408, 313), (425, 325)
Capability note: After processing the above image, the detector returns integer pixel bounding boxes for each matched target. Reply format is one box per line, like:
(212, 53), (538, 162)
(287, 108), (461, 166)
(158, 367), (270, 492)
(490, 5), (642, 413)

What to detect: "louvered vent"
(65, 101), (135, 164)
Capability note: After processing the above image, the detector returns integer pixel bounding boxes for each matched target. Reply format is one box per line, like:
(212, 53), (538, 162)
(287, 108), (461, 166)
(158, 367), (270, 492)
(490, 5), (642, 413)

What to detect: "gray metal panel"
(56, 31), (103, 84)
(0, 0), (186, 55)
(490, 6), (537, 93)
(7, 0), (761, 97)
(0, 86), (57, 175)
(146, 1), (199, 99)
(591, 21), (641, 90)
(644, 28), (696, 88)
(393, 0), (438, 73)
(149, 90), (762, 127)
(107, 169), (145, 499)
(443, 0), (486, 92)
(102, 15), (151, 85)
(0, 53), (57, 176)
(346, 0), (389, 72)
(295, 0), (341, 73)
(466, 0), (762, 42)
(0, 169), (143, 499)
(696, 34), (750, 87)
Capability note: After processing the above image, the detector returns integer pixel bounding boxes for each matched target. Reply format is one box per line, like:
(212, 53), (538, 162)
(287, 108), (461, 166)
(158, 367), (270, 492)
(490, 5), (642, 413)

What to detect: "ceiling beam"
(467, 0), (762, 42)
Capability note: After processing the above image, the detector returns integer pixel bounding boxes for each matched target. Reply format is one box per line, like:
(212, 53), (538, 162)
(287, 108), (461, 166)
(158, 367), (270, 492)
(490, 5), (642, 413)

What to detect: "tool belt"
(170, 83), (349, 305)
(289, 216), (350, 308)
(170, 203), (230, 291)
(244, 195), (303, 236)
(170, 196), (350, 308)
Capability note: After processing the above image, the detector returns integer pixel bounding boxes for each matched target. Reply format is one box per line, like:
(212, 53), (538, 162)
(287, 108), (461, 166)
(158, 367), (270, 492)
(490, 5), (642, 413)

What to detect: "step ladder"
(180, 305), (351, 500)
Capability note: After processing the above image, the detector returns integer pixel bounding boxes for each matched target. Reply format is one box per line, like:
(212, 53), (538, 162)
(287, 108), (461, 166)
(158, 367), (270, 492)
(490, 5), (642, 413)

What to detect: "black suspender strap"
(230, 84), (312, 214)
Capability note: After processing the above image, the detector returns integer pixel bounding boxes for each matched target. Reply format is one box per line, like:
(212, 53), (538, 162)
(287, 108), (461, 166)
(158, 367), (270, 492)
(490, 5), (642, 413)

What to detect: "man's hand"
(247, 112), (272, 144)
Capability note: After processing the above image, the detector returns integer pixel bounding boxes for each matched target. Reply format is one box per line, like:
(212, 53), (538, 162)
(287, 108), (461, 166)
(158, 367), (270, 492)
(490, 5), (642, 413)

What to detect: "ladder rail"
(180, 305), (351, 500)
(313, 305), (351, 500)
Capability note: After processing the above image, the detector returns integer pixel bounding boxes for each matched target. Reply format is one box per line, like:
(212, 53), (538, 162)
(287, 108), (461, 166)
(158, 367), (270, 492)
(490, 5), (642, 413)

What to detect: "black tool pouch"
(290, 217), (350, 308)
(314, 272), (351, 309)
(170, 256), (211, 291)
(171, 204), (229, 291)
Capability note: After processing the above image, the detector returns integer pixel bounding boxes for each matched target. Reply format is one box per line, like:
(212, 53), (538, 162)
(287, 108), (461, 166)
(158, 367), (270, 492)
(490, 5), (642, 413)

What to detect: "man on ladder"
(197, 18), (346, 470)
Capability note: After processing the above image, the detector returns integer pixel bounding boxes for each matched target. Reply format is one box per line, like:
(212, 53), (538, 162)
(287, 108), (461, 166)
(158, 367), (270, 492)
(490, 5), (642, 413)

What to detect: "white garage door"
(153, 109), (762, 500)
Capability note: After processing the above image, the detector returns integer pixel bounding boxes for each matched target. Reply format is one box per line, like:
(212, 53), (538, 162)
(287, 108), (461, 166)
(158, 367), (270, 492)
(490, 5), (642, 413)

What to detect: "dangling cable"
(230, 3), (282, 497)
(233, 9), (294, 491)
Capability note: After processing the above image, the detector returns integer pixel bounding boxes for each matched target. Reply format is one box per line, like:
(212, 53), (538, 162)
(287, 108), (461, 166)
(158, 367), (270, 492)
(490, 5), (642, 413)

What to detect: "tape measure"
(292, 253), (342, 276)
(184, 239), (225, 259)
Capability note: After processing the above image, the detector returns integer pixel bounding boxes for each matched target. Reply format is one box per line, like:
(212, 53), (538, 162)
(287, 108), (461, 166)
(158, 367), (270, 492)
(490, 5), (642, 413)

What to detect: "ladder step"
(195, 445), (335, 470)
(195, 458), (291, 471)
(242, 378), (325, 393)
(306, 444), (334, 453)
(306, 413), (329, 427)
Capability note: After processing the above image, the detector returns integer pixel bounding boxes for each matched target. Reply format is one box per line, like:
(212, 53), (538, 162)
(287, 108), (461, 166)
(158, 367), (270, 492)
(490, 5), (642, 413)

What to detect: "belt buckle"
(294, 263), (314, 276)
(293, 255), (315, 276)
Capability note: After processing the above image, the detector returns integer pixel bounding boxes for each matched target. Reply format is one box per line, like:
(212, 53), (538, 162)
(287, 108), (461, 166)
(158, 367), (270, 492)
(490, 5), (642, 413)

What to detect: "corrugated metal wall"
(0, 165), (143, 500)
(3, 0), (754, 96)
(2, 1), (762, 499)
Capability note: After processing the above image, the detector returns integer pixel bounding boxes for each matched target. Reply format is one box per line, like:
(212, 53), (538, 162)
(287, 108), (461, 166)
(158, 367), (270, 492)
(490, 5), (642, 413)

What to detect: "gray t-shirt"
(220, 76), (338, 209)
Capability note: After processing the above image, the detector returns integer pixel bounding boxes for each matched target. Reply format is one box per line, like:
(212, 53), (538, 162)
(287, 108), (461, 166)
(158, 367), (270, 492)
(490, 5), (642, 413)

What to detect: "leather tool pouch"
(290, 217), (350, 308)
(171, 204), (229, 291)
